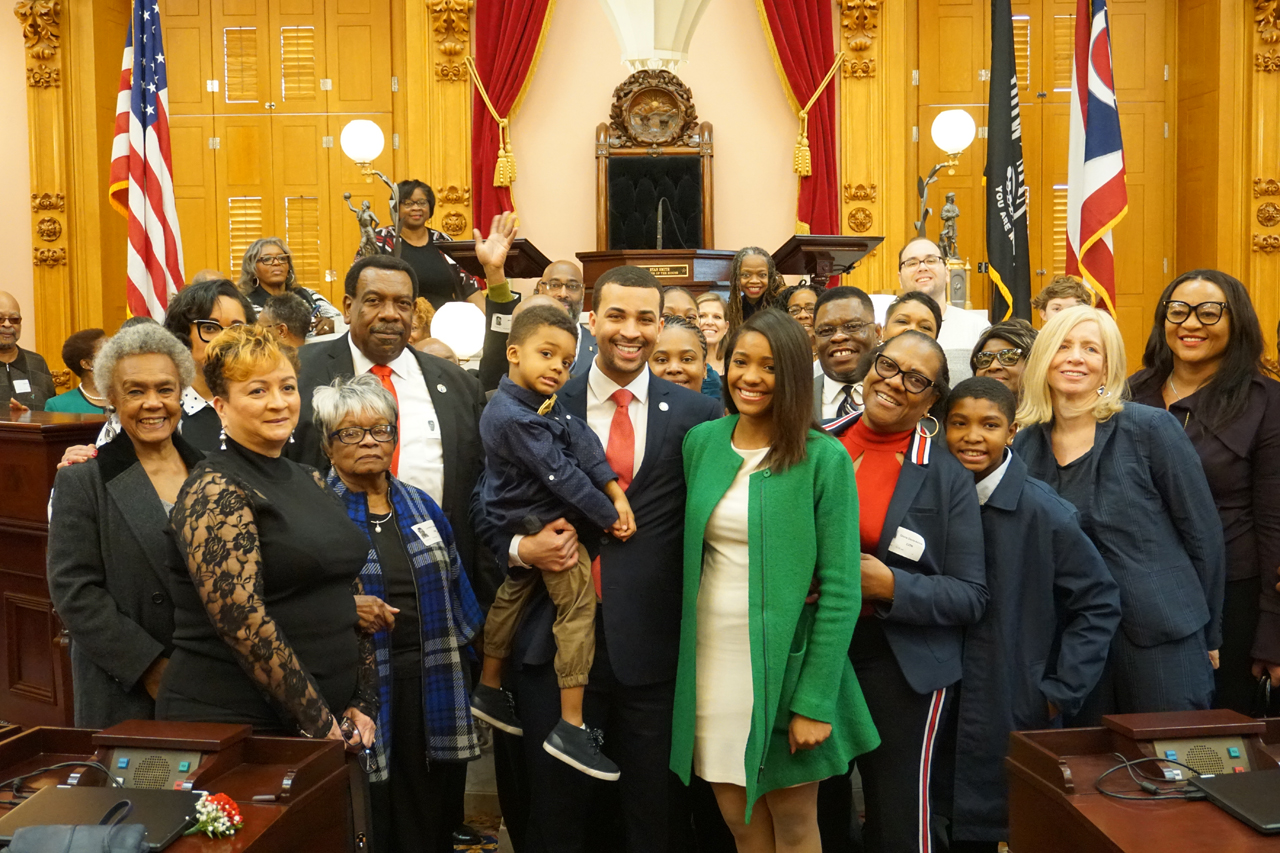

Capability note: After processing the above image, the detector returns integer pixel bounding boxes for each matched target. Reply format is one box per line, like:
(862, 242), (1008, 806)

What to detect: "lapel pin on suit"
(437, 383), (447, 393)
(659, 401), (669, 411)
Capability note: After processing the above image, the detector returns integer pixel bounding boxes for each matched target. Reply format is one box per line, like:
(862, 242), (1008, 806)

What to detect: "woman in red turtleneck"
(821, 331), (988, 853)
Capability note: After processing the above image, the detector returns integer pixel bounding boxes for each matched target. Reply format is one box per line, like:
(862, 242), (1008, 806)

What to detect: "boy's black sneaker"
(470, 684), (523, 736)
(542, 719), (621, 781)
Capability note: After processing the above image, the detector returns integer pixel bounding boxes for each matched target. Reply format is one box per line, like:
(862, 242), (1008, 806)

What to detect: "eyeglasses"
(974, 348), (1024, 370)
(1163, 300), (1227, 326)
(256, 254), (291, 267)
(787, 304), (815, 318)
(536, 280), (584, 296)
(194, 319), (245, 343)
(815, 320), (874, 339)
(340, 716), (379, 774)
(899, 255), (944, 271)
(0, 315), (21, 326)
(872, 354), (936, 395)
(401, 199), (432, 209)
(329, 423), (397, 445)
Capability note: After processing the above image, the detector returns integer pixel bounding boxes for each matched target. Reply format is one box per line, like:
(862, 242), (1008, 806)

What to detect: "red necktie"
(593, 388), (635, 598)
(369, 364), (400, 476)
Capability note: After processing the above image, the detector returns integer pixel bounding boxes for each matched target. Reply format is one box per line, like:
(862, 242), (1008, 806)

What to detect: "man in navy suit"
(475, 266), (721, 853)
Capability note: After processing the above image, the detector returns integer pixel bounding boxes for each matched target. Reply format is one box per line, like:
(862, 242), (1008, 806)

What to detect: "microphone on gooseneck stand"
(656, 197), (664, 251)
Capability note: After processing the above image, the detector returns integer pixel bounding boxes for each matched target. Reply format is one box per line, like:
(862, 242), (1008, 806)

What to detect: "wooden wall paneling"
(327, 111), (395, 296)
(168, 116), (220, 276)
(918, 102), (989, 308)
(211, 0), (270, 114)
(274, 0), (329, 114)
(1173, 0), (1218, 274)
(214, 114), (275, 271)
(420, 0), (473, 238)
(1110, 101), (1166, 370)
(271, 114), (331, 297)
(161, 0), (214, 117)
(918, 0), (987, 106)
(1250, 0), (1280, 355)
(389, 0), (408, 179)
(325, 0), (392, 114)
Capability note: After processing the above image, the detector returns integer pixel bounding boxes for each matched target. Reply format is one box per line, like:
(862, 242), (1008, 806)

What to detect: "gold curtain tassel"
(793, 115), (812, 177)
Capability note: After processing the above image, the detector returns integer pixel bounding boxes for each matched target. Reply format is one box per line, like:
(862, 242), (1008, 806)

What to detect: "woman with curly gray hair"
(238, 236), (342, 336)
(47, 323), (204, 728)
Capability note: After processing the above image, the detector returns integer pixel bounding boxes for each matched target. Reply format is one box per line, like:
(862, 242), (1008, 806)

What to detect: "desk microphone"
(656, 197), (664, 250)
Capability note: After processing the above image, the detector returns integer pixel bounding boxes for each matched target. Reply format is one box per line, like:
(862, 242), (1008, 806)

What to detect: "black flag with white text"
(985, 0), (1032, 321)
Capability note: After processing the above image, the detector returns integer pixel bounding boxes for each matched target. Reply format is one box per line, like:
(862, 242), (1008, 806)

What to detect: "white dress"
(693, 442), (771, 786)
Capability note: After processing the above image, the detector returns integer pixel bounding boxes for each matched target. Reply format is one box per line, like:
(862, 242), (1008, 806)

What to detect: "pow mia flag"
(985, 0), (1032, 322)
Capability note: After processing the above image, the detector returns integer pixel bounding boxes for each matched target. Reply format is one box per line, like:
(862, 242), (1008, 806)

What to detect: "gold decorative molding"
(848, 207), (873, 232)
(26, 62), (57, 87)
(1259, 202), (1280, 227)
(844, 58), (876, 79)
(31, 191), (64, 211)
(1258, 50), (1280, 72)
(441, 211), (468, 237)
(1253, 234), (1280, 252)
(840, 1), (879, 52)
(430, 0), (472, 56)
(1255, 178), (1280, 197)
(14, 0), (59, 61)
(1258, 1), (1280, 44)
(32, 246), (66, 266)
(436, 185), (471, 205)
(436, 62), (466, 82)
(844, 182), (878, 202)
(50, 367), (70, 390)
(35, 215), (61, 241)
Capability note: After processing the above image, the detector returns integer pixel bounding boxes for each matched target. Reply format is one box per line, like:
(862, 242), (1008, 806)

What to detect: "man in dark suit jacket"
(292, 255), (495, 607)
(1, 290), (55, 411)
(475, 267), (721, 853)
(812, 286), (879, 422)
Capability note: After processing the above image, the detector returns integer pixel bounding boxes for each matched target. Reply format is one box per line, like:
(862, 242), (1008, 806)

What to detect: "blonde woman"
(697, 291), (728, 375)
(1012, 305), (1225, 722)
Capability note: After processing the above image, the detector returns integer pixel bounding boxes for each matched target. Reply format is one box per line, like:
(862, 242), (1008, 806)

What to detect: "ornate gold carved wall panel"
(1253, 2), (1280, 351)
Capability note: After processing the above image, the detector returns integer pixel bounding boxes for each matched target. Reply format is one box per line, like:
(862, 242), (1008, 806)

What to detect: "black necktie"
(836, 384), (855, 418)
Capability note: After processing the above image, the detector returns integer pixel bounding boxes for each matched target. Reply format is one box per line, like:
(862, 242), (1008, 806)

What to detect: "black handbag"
(6, 799), (148, 853)
(1253, 675), (1280, 718)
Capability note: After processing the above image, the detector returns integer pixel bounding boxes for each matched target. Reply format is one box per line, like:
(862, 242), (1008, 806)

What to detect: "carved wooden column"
(402, 0), (473, 240)
(839, 1), (911, 293)
(1252, 2), (1280, 351)
(14, 0), (71, 366)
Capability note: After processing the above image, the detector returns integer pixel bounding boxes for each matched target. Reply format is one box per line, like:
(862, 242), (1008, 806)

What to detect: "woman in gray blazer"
(47, 324), (203, 728)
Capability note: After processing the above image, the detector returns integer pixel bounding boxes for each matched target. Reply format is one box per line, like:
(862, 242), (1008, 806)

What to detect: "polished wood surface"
(576, 249), (737, 296)
(0, 723), (355, 852)
(1007, 712), (1280, 852)
(0, 411), (107, 728)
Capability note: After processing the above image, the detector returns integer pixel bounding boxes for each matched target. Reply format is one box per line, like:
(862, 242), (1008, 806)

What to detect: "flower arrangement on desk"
(184, 792), (244, 839)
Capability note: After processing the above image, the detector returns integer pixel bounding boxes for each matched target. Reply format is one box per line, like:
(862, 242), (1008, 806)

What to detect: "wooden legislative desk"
(1008, 711), (1280, 852)
(0, 410), (106, 727)
(0, 721), (359, 851)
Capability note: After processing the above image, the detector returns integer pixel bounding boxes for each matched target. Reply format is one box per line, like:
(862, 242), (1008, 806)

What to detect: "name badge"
(887, 527), (926, 563)
(422, 416), (442, 440)
(412, 519), (444, 548)
(12, 379), (30, 394)
(491, 313), (512, 333)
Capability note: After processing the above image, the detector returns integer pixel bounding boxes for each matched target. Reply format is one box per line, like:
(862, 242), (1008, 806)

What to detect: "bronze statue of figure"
(345, 193), (381, 258)
(939, 192), (960, 260)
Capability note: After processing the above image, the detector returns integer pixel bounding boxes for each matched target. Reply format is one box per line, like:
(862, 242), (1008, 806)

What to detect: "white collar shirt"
(348, 335), (445, 504)
(975, 448), (1013, 506)
(822, 374), (859, 421)
(585, 361), (650, 481)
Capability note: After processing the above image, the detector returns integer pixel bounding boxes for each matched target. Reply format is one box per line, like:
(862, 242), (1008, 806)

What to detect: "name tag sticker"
(888, 527), (926, 563)
(422, 417), (442, 440)
(412, 519), (444, 548)
(12, 379), (30, 394)
(491, 313), (512, 333)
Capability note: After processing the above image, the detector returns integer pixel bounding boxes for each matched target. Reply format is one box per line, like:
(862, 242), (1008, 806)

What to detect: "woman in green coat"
(671, 308), (879, 852)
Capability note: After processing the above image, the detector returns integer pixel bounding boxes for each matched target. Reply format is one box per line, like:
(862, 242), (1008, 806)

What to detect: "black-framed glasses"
(1163, 300), (1227, 326)
(536, 279), (584, 296)
(899, 255), (944, 271)
(815, 320), (874, 339)
(974, 348), (1024, 370)
(873, 354), (936, 395)
(194, 319), (245, 343)
(256, 254), (291, 267)
(401, 199), (432, 209)
(329, 423), (397, 445)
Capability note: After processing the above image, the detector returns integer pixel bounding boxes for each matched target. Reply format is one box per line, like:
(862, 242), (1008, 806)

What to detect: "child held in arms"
(470, 304), (634, 781)
(942, 378), (1120, 853)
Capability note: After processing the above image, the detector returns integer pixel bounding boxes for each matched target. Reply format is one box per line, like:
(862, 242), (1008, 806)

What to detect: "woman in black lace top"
(159, 325), (378, 745)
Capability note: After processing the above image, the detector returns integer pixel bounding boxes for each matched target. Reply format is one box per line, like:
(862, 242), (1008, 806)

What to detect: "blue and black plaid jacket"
(329, 473), (484, 781)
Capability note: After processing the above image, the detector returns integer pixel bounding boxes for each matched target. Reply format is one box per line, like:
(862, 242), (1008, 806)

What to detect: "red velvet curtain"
(758, 0), (839, 235)
(471, 0), (554, 228)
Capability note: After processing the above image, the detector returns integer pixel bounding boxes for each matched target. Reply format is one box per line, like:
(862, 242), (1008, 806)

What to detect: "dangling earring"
(219, 426), (227, 451)
(919, 415), (940, 438)
(289, 430), (295, 444)
(852, 383), (865, 407)
(1097, 384), (1107, 397)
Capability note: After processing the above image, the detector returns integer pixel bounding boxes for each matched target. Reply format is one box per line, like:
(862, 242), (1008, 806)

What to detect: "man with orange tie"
(475, 266), (722, 853)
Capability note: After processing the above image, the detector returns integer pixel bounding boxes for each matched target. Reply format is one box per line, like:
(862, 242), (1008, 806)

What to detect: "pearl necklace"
(369, 509), (393, 533)
(80, 386), (107, 407)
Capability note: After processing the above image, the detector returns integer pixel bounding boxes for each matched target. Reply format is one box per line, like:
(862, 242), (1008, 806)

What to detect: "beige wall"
(0, 19), (33, 325)
(510, 0), (797, 273)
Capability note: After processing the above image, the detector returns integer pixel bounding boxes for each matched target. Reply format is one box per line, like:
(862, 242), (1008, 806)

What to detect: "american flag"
(108, 0), (185, 320)
(1065, 0), (1127, 313)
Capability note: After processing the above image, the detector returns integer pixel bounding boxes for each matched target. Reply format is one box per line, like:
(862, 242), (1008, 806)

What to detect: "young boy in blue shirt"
(943, 377), (1120, 852)
(471, 304), (633, 781)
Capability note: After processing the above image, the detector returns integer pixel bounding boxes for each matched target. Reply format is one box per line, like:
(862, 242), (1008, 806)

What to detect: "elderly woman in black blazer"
(1015, 305), (1225, 721)
(47, 324), (204, 728)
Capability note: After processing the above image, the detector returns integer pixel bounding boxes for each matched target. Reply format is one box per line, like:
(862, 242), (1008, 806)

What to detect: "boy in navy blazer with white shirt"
(942, 378), (1120, 852)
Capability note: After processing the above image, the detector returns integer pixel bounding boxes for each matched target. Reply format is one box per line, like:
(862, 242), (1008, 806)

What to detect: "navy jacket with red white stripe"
(826, 412), (989, 694)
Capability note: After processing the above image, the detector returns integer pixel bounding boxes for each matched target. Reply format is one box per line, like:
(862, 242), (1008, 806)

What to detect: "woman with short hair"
(161, 325), (378, 748)
(317, 374), (483, 853)
(1015, 305), (1225, 720)
(674, 308), (878, 852)
(1128, 270), (1280, 709)
(969, 319), (1037, 399)
(47, 324), (203, 727)
(883, 291), (943, 341)
(779, 283), (822, 368)
(238, 237), (341, 336)
(45, 328), (108, 413)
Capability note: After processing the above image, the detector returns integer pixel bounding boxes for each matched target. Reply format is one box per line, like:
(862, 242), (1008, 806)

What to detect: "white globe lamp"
(430, 302), (486, 361)
(340, 120), (385, 180)
(930, 109), (977, 164)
